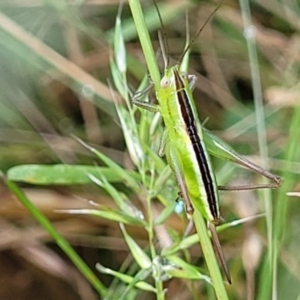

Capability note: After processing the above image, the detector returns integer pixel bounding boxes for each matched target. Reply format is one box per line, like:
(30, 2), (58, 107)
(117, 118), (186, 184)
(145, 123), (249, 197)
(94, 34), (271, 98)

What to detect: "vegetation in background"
(0, 0), (299, 299)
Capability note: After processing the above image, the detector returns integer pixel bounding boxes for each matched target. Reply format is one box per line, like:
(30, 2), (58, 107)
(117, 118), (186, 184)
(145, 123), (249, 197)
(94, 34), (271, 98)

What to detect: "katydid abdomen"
(158, 67), (221, 223)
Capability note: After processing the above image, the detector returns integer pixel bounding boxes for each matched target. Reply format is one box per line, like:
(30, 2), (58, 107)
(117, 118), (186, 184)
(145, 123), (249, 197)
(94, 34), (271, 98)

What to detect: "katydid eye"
(160, 77), (170, 88)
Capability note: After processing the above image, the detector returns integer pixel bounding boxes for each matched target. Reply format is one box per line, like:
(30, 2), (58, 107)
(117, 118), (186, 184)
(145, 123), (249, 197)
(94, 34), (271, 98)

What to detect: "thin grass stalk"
(193, 211), (229, 300)
(128, 0), (229, 298)
(128, 0), (160, 90)
(272, 103), (300, 298)
(3, 176), (106, 297)
(238, 0), (275, 298)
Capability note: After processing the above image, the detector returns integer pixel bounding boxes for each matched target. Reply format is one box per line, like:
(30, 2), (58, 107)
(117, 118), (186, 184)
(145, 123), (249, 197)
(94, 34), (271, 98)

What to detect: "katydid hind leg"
(218, 183), (279, 191)
(166, 144), (194, 215)
(209, 222), (232, 284)
(203, 128), (281, 190)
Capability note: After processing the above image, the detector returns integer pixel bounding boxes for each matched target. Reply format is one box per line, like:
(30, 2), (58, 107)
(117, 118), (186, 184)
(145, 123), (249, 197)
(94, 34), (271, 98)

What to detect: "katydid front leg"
(132, 83), (160, 113)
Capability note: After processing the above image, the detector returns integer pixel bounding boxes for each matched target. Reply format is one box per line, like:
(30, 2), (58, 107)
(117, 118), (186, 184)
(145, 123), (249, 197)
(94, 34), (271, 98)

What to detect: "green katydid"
(132, 4), (281, 285)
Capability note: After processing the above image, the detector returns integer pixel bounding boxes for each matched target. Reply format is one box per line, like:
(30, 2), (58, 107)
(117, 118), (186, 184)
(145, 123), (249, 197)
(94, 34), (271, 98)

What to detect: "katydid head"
(159, 66), (175, 90)
(159, 67), (190, 90)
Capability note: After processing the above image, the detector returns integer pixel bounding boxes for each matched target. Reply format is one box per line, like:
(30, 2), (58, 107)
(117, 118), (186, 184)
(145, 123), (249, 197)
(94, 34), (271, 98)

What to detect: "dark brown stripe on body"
(173, 69), (218, 219)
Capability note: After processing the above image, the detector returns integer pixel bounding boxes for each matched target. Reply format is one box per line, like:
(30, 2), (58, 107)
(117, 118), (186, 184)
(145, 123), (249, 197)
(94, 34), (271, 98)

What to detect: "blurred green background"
(0, 0), (299, 299)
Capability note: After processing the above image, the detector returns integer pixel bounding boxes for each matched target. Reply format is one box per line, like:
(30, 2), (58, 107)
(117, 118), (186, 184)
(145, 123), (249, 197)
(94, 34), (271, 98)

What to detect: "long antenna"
(153, 0), (169, 68)
(178, 2), (222, 66)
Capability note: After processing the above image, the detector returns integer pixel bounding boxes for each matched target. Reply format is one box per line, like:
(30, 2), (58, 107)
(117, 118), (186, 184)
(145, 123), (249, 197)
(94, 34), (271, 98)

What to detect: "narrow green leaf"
(89, 172), (144, 220)
(120, 268), (152, 299)
(143, 142), (167, 173)
(4, 177), (106, 297)
(96, 263), (156, 293)
(165, 255), (210, 282)
(114, 3), (127, 74)
(7, 164), (141, 185)
(60, 208), (145, 226)
(154, 199), (176, 225)
(162, 234), (199, 256)
(120, 223), (152, 269)
(115, 104), (144, 168)
(110, 58), (127, 99)
(153, 165), (172, 191)
(74, 137), (140, 192)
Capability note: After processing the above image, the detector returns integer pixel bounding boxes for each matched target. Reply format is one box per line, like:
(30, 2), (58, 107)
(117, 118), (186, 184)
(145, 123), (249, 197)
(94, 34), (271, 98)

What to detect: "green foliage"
(1, 0), (299, 299)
